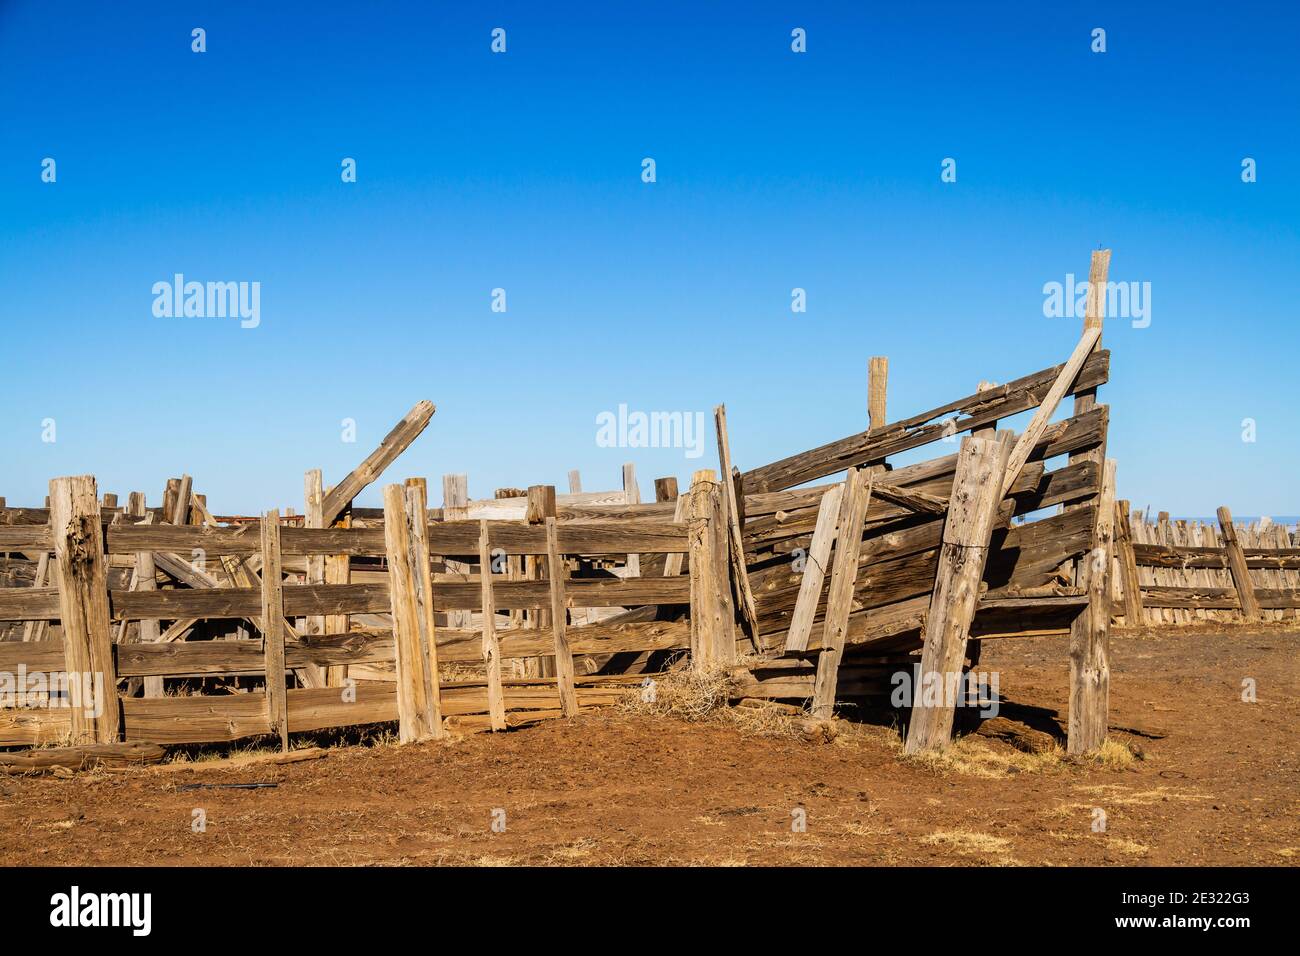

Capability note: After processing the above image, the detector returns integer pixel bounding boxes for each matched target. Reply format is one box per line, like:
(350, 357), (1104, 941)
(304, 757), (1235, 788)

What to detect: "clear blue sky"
(1, 1), (1296, 517)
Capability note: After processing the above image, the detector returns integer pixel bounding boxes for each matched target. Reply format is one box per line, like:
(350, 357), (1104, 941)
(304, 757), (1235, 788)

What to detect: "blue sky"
(1, 1), (1296, 517)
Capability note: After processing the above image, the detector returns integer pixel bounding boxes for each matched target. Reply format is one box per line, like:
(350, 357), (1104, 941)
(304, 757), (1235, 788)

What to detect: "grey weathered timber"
(49, 476), (120, 744)
(545, 517), (580, 716)
(714, 404), (760, 642)
(320, 400), (435, 525)
(478, 520), (507, 730)
(742, 349), (1109, 493)
(405, 478), (445, 737)
(1067, 458), (1118, 753)
(811, 470), (875, 718)
(782, 483), (845, 654)
(258, 508), (289, 750)
(1217, 506), (1261, 620)
(904, 438), (1009, 754)
(382, 484), (435, 743)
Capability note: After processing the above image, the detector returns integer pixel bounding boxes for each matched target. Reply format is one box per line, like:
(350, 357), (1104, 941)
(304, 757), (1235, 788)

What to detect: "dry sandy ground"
(1, 628), (1296, 866)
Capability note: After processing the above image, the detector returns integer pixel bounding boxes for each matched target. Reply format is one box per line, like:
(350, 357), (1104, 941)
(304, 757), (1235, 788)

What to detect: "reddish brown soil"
(2, 628), (1296, 866)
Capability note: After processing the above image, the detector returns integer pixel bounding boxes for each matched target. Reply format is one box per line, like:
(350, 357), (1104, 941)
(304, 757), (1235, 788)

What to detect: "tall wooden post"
(304, 468), (327, 638)
(868, 356), (888, 429)
(259, 509), (289, 751)
(526, 485), (557, 678)
(442, 474), (472, 631)
(382, 485), (438, 743)
(49, 476), (120, 744)
(545, 517), (579, 716)
(478, 520), (508, 730)
(405, 478), (445, 738)
(129, 492), (163, 697)
(1217, 506), (1261, 620)
(1068, 459), (1118, 753)
(905, 438), (1007, 754)
(686, 469), (735, 666)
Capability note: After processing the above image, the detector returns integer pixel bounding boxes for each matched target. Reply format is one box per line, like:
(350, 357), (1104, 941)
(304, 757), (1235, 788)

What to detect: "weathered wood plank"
(781, 483), (845, 654)
(320, 400), (435, 525)
(1217, 506), (1261, 620)
(742, 349), (1109, 493)
(904, 437), (1008, 754)
(811, 470), (875, 718)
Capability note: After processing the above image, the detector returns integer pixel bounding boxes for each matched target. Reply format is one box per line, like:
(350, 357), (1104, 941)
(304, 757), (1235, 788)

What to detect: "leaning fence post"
(49, 475), (120, 744)
(259, 509), (289, 751)
(1114, 497), (1144, 626)
(904, 437), (1008, 754)
(1217, 506), (1261, 621)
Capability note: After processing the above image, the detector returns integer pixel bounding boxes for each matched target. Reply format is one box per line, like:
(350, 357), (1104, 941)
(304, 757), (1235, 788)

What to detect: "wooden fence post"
(1217, 506), (1261, 620)
(1114, 497), (1144, 626)
(304, 468), (327, 637)
(442, 473), (472, 631)
(686, 469), (735, 667)
(405, 478), (445, 739)
(1068, 458), (1118, 753)
(478, 520), (508, 730)
(49, 475), (120, 744)
(868, 356), (888, 429)
(545, 517), (579, 716)
(811, 469), (875, 719)
(904, 438), (1007, 754)
(259, 508), (289, 751)
(622, 463), (642, 577)
(382, 485), (437, 743)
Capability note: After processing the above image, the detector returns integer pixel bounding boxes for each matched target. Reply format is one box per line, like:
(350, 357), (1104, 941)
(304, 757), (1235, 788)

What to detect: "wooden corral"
(3, 248), (1241, 767)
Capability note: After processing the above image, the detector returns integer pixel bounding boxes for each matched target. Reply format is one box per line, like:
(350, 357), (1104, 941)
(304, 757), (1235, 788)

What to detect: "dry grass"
(620, 660), (807, 739)
(904, 735), (1067, 779)
(919, 829), (1015, 860)
(1081, 737), (1139, 770)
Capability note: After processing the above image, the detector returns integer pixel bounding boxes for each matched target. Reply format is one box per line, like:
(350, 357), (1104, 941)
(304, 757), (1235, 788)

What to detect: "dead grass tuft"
(620, 660), (807, 739)
(905, 736), (1067, 779)
(920, 829), (1014, 858)
(1081, 738), (1139, 770)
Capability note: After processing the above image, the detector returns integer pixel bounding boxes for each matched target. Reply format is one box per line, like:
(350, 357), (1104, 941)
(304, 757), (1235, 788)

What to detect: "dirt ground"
(2, 627), (1296, 866)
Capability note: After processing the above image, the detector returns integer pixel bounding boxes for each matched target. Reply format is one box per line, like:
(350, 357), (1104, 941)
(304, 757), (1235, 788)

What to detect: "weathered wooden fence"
(1112, 505), (1300, 626)
(0, 472), (717, 748)
(4, 247), (1235, 767)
